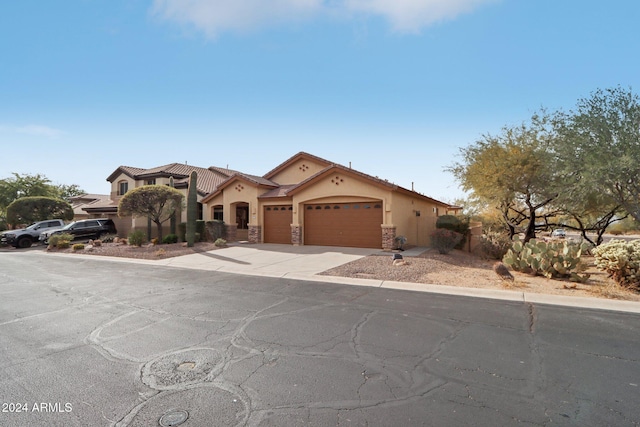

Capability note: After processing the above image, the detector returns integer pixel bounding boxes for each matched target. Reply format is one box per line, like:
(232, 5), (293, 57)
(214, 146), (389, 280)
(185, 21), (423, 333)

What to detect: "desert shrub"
(592, 239), (640, 291)
(101, 234), (116, 243)
(430, 229), (463, 254)
(394, 235), (407, 250)
(162, 234), (178, 244)
(609, 229), (623, 236)
(503, 237), (589, 282)
(436, 215), (469, 249)
(178, 222), (186, 241)
(155, 248), (166, 257)
(48, 233), (73, 248)
(128, 230), (146, 247)
(196, 220), (206, 242)
(72, 243), (85, 251)
(477, 231), (512, 260)
(214, 238), (227, 247)
(151, 238), (158, 245)
(206, 220), (227, 241)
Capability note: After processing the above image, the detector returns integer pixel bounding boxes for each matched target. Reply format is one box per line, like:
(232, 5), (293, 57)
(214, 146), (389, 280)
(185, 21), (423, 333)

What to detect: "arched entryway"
(233, 202), (249, 241)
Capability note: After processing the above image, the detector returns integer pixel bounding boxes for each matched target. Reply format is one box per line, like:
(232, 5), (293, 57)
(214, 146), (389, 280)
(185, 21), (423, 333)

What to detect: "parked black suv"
(41, 218), (117, 243)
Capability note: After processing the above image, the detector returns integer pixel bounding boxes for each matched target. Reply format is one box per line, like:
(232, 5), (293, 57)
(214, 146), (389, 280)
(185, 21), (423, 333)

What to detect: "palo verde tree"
(6, 196), (74, 226)
(553, 86), (640, 224)
(448, 115), (562, 242)
(117, 185), (184, 242)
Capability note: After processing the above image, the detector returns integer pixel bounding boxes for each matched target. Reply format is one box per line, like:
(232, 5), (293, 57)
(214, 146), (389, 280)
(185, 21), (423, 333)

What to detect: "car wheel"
(17, 236), (33, 248)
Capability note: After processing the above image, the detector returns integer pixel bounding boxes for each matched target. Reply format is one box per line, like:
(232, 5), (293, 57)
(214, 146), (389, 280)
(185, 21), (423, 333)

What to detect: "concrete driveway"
(59, 243), (381, 278)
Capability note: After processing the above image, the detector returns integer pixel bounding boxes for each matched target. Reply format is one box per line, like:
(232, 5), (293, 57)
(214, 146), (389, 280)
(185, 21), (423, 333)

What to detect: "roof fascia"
(262, 152), (332, 180)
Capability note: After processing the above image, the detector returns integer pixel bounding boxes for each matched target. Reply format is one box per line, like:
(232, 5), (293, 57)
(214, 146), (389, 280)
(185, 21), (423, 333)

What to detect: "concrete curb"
(36, 250), (640, 314)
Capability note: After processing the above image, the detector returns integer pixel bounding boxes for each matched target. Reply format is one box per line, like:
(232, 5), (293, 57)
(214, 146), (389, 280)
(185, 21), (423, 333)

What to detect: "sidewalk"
(43, 243), (640, 314)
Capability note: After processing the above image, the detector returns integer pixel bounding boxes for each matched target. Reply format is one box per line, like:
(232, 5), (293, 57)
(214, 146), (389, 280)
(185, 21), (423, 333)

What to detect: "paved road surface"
(1, 252), (639, 426)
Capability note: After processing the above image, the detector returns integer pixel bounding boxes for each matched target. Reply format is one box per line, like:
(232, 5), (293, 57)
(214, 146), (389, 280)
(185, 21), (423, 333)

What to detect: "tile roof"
(106, 152), (454, 208)
(107, 163), (230, 196)
(258, 184), (298, 199)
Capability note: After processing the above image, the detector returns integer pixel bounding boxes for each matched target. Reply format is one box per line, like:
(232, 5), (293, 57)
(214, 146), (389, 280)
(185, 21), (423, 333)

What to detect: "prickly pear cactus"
(502, 237), (589, 282)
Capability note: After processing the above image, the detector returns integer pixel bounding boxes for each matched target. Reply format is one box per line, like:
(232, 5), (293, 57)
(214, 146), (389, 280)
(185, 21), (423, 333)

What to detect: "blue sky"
(1, 0), (638, 203)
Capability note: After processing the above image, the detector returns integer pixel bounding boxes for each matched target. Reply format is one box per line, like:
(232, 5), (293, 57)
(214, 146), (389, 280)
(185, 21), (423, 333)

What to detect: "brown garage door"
(264, 205), (293, 244)
(304, 202), (382, 248)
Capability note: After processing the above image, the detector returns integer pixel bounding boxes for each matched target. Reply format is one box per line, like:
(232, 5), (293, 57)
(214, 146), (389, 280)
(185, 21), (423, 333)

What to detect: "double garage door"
(304, 202), (382, 248)
(264, 202), (383, 248)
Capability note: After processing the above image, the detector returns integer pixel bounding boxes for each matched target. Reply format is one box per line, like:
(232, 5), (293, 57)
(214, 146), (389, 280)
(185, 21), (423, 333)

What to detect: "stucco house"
(84, 152), (461, 249)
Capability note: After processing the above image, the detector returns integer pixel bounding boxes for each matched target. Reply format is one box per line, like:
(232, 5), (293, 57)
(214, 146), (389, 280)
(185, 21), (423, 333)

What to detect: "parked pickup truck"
(0, 219), (65, 248)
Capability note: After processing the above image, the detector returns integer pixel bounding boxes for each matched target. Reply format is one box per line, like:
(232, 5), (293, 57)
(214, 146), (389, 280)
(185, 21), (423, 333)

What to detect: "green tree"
(0, 173), (85, 228)
(6, 196), (74, 226)
(554, 86), (640, 223)
(448, 116), (561, 242)
(0, 173), (57, 210)
(56, 183), (85, 199)
(117, 185), (184, 242)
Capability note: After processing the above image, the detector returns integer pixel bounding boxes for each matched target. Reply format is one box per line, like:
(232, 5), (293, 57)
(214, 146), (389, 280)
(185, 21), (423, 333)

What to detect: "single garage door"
(264, 205), (293, 244)
(304, 202), (382, 248)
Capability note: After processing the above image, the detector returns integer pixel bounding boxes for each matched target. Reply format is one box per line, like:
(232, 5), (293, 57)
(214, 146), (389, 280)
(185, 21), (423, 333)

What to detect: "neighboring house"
(69, 194), (112, 220)
(82, 152), (461, 249)
(82, 163), (233, 238)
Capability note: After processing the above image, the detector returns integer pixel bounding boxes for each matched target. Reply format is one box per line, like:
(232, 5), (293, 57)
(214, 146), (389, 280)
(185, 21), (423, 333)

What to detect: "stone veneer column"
(225, 224), (238, 242)
(381, 225), (396, 251)
(291, 225), (302, 246)
(248, 225), (262, 244)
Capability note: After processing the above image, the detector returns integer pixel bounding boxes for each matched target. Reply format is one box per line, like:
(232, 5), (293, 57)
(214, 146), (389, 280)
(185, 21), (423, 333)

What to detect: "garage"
(264, 205), (293, 244)
(304, 202), (382, 248)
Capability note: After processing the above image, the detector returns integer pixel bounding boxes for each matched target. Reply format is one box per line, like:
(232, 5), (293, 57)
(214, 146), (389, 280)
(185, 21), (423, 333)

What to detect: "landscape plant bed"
(49, 241), (220, 259)
(320, 249), (640, 301)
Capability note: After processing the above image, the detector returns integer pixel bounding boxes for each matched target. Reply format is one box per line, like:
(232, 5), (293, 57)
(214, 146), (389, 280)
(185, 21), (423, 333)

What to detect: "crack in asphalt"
(5, 254), (637, 427)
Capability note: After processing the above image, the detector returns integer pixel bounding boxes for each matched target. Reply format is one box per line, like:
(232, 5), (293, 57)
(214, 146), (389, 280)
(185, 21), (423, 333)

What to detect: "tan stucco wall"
(110, 174), (136, 200)
(268, 158), (329, 185)
(288, 172), (391, 227)
(203, 178), (261, 226)
(201, 169), (450, 247)
(389, 192), (440, 247)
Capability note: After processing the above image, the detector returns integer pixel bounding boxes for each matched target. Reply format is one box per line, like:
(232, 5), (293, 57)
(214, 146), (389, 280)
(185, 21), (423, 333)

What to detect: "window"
(146, 179), (156, 185)
(119, 181), (128, 196)
(213, 206), (223, 221)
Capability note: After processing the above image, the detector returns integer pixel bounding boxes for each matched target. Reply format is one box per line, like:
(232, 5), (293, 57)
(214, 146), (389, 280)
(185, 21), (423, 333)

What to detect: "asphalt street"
(1, 252), (639, 426)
